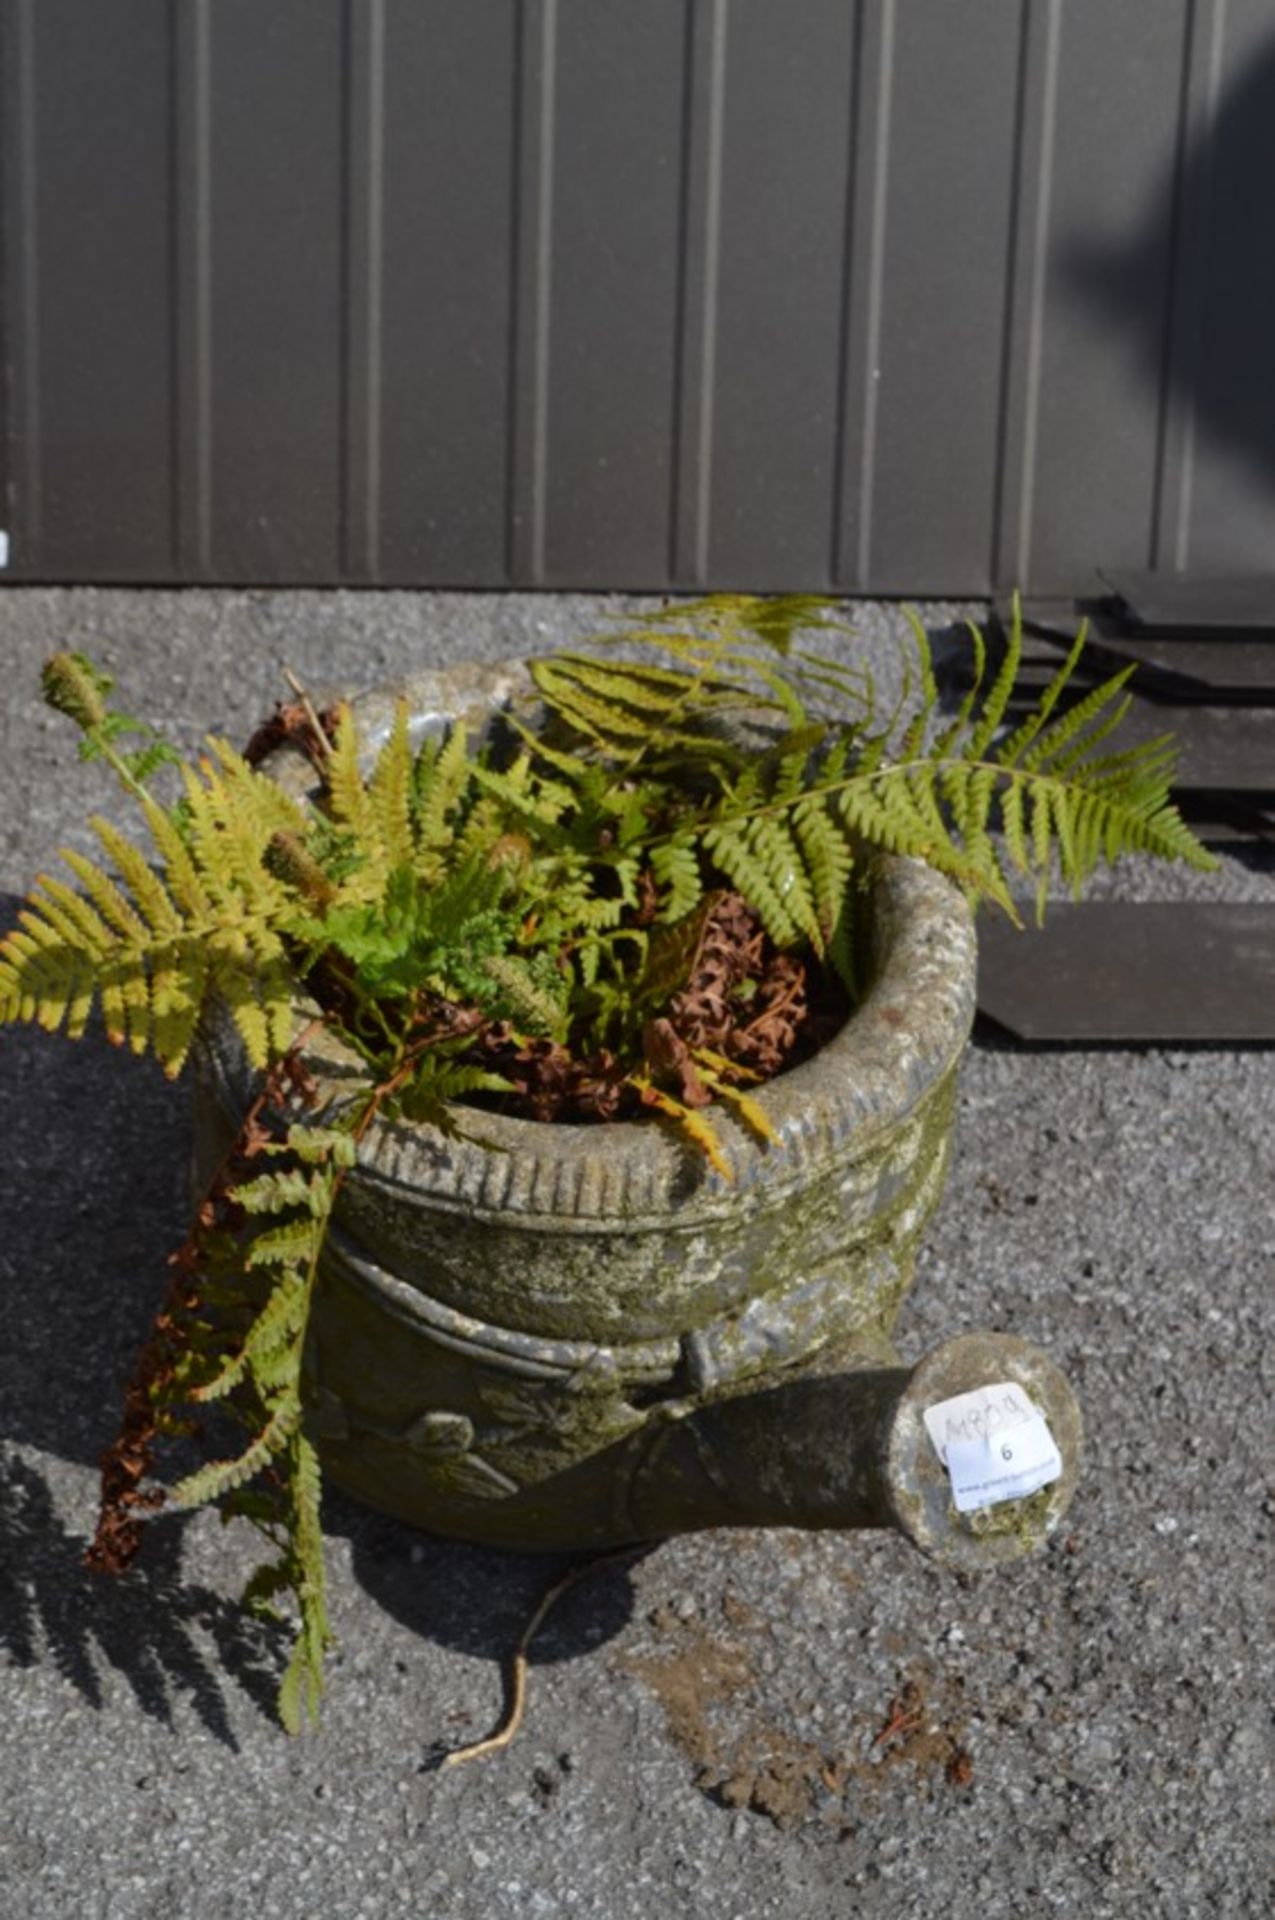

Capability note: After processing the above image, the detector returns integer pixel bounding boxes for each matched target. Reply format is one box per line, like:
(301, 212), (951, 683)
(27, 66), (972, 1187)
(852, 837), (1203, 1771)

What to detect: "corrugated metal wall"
(2, 0), (1273, 593)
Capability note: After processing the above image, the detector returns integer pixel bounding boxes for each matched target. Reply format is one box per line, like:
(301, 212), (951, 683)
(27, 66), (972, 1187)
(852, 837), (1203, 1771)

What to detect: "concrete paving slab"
(1, 589), (1272, 1919)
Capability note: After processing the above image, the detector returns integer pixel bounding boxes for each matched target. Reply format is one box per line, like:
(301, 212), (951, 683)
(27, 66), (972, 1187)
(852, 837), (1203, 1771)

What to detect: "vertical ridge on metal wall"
(991, 0), (1062, 591)
(833, 0), (893, 592)
(670, 0), (726, 589)
(508, 0), (557, 585)
(4, 0), (41, 561)
(1152, 0), (1228, 574)
(342, 0), (386, 581)
(173, 0), (213, 576)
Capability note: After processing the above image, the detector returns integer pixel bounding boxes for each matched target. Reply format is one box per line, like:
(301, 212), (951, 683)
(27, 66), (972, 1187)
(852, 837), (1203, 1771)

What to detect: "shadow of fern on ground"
(0, 1446), (286, 1749)
(331, 1490), (643, 1670)
(0, 909), (191, 1466)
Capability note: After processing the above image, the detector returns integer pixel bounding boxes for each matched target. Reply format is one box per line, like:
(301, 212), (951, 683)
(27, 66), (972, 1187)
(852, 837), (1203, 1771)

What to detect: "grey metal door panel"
(702, 0), (854, 590)
(378, 1), (517, 586)
(1172, 0), (1275, 576)
(6, 0), (173, 579)
(541, 0), (686, 589)
(848, 0), (1022, 595)
(1025, 0), (1192, 591)
(3, 0), (1275, 592)
(204, 1), (346, 583)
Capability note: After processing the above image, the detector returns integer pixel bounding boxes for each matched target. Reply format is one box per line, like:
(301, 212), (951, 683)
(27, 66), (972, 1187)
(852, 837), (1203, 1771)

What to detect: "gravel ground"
(1, 588), (1272, 1919)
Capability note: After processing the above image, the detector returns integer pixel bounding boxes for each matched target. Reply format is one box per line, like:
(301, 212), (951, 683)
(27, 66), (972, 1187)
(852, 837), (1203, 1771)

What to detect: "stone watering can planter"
(193, 661), (1083, 1577)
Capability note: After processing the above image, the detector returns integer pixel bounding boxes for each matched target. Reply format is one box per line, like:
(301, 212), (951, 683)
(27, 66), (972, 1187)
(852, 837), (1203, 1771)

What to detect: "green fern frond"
(2, 875), (140, 1050)
(749, 814), (824, 953)
(283, 1126), (359, 1169)
(412, 721), (472, 857)
(242, 1219), (328, 1269)
(480, 952), (570, 1039)
(138, 792), (213, 920)
(766, 732), (826, 805)
(204, 736), (311, 841)
(999, 770), (1029, 880)
(504, 710), (596, 781)
(214, 958), (290, 1067)
(532, 658), (743, 763)
(276, 1432), (330, 1735)
(541, 654), (712, 719)
(791, 795), (857, 979)
(190, 1268), (307, 1403)
(533, 855), (639, 939)
(0, 914), (87, 1036)
(396, 1056), (513, 1126)
(830, 769), (998, 906)
(992, 620), (1086, 770)
(266, 831), (337, 908)
(413, 1063), (512, 1104)
(531, 661), (648, 746)
(650, 840), (704, 923)
(173, 1400), (300, 1507)
(170, 1108), (350, 1727)
(929, 619), (988, 761)
(731, 592), (845, 656)
(469, 756), (573, 827)
(701, 822), (799, 947)
(1017, 676), (1135, 778)
(233, 1165), (336, 1217)
(966, 592), (1025, 758)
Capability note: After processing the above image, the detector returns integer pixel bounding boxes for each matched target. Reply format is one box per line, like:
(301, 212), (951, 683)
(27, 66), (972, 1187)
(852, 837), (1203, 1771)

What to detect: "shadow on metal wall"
(1066, 27), (1275, 498)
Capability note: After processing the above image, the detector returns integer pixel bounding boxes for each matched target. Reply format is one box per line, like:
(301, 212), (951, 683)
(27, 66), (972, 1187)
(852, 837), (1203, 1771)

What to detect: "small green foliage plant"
(0, 595), (1213, 1725)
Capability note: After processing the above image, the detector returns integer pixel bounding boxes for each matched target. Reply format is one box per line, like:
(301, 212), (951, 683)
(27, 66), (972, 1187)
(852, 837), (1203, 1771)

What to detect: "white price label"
(923, 1380), (1062, 1514)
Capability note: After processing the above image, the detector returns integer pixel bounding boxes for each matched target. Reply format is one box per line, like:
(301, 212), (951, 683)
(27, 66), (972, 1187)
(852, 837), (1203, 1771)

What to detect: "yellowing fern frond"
(690, 1054), (782, 1148)
(368, 701), (415, 868)
(635, 1078), (733, 1180)
(0, 738), (318, 1071)
(322, 704), (376, 844)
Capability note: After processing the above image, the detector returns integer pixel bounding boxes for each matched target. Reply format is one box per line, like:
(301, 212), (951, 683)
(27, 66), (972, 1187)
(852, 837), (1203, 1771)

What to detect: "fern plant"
(0, 601), (1213, 1726)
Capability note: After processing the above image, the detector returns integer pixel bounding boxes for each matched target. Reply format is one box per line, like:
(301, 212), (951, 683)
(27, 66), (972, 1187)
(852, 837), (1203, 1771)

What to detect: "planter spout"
(622, 1333), (1082, 1570)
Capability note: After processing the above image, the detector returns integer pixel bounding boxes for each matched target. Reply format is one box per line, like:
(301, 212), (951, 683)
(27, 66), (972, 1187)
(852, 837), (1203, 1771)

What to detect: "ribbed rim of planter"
(208, 661), (978, 1232)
